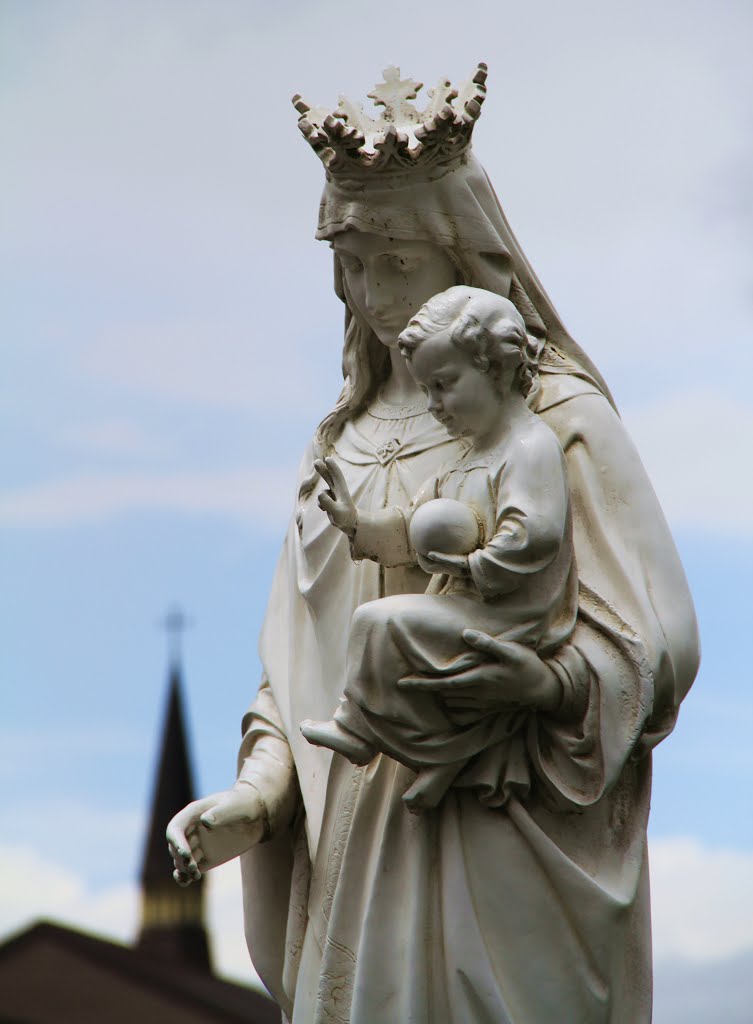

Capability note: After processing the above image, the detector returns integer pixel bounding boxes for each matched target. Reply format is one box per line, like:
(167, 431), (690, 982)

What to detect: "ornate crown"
(292, 63), (488, 182)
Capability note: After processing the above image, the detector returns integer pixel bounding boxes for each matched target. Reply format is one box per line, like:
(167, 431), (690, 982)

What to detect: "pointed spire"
(136, 606), (211, 971)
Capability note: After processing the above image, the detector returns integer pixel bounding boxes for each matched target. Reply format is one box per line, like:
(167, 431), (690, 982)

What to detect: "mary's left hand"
(398, 629), (563, 713)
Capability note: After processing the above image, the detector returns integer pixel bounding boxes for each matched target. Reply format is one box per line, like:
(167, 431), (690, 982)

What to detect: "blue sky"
(2, 1), (753, 1018)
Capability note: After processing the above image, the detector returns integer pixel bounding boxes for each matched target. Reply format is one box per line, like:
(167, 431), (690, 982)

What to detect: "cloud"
(3, 2), (752, 548)
(650, 836), (753, 961)
(10, 800), (146, 891)
(1, 843), (139, 945)
(622, 391), (753, 533)
(654, 949), (753, 1024)
(79, 318), (323, 413)
(59, 419), (166, 457)
(0, 466), (297, 529)
(1, 724), (148, 763)
(0, 842), (263, 992)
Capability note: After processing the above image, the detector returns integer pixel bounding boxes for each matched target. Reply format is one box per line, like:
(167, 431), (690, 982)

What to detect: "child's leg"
(301, 593), (449, 767)
(300, 697), (376, 765)
(402, 761), (466, 814)
(345, 595), (456, 733)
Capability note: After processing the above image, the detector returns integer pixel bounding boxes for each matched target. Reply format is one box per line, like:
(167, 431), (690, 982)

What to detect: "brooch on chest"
(375, 437), (403, 465)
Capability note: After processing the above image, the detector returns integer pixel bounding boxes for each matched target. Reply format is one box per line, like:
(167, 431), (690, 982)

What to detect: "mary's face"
(334, 231), (457, 347)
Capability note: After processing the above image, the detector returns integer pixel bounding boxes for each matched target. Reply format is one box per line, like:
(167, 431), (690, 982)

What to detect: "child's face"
(407, 330), (502, 440)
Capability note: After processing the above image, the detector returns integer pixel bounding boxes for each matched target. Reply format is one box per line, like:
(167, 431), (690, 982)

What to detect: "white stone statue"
(301, 287), (576, 816)
(167, 64), (700, 1024)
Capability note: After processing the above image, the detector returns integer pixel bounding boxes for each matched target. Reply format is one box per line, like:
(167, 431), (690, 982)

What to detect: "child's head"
(398, 286), (538, 397)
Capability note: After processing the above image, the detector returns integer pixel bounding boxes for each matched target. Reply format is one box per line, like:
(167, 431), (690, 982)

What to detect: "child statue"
(301, 286), (577, 811)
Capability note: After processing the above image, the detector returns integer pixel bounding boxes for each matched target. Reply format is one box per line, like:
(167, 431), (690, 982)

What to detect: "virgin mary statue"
(168, 64), (699, 1024)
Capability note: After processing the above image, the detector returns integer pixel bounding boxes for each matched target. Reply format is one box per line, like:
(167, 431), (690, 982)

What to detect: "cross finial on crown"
(292, 63), (488, 184)
(368, 67), (423, 125)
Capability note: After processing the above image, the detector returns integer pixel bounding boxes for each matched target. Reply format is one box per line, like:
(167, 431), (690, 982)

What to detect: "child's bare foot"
(402, 762), (463, 813)
(300, 719), (375, 766)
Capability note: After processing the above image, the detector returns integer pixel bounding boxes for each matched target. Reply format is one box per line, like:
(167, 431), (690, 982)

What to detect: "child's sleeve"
(350, 475), (440, 567)
(468, 431), (569, 599)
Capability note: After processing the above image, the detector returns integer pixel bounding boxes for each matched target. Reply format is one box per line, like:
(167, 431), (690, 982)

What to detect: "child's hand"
(420, 550), (471, 577)
(315, 457), (358, 536)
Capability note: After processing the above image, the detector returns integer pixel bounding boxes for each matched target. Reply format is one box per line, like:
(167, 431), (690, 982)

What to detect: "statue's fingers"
(397, 674), (436, 692)
(182, 856), (202, 881)
(324, 457), (348, 494)
(427, 550), (451, 565)
(168, 837), (193, 866)
(446, 666), (489, 688)
(401, 662), (491, 692)
(200, 803), (247, 831)
(443, 696), (484, 711)
(314, 459), (332, 485)
(398, 674), (458, 692)
(171, 847), (200, 881)
(318, 493), (337, 514)
(426, 552), (466, 575)
(183, 847), (205, 873)
(171, 831), (203, 875)
(173, 868), (194, 888)
(462, 629), (511, 659)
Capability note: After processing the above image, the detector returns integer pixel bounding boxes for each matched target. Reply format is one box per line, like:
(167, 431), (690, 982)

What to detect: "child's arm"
(467, 431), (570, 600)
(315, 457), (417, 567)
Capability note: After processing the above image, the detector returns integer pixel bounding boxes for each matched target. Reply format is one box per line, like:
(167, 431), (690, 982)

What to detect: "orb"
(409, 498), (481, 557)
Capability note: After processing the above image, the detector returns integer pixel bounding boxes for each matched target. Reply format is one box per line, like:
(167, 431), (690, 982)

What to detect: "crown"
(292, 63), (487, 183)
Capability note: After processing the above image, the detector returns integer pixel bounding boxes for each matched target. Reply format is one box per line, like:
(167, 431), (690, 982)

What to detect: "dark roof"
(0, 920), (279, 1024)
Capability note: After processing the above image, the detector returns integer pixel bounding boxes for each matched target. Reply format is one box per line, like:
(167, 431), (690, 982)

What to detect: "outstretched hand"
(166, 784), (267, 887)
(398, 630), (562, 713)
(315, 457), (358, 536)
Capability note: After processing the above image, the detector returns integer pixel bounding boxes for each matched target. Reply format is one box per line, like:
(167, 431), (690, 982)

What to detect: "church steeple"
(136, 606), (211, 971)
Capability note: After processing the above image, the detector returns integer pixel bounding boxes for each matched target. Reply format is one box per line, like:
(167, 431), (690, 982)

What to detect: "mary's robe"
(237, 369), (700, 1024)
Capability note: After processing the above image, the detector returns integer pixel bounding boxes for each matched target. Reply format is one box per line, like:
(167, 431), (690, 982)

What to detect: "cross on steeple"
(159, 604), (192, 669)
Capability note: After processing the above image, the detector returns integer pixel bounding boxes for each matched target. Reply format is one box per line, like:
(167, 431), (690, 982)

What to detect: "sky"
(2, 0), (753, 1020)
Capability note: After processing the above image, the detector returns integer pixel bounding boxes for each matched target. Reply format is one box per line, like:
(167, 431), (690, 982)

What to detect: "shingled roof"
(0, 921), (279, 1024)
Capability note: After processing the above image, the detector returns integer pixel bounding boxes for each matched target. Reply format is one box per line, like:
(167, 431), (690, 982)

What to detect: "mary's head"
(296, 65), (612, 452)
(332, 231), (457, 350)
(314, 154), (548, 449)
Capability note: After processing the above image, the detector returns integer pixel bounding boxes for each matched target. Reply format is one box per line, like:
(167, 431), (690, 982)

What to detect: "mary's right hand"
(166, 783), (267, 886)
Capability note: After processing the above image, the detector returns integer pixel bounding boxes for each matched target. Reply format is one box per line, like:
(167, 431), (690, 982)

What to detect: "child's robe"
(337, 411), (578, 804)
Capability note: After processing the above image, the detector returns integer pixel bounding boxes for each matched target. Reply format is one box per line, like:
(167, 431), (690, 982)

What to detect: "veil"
(317, 153), (617, 411)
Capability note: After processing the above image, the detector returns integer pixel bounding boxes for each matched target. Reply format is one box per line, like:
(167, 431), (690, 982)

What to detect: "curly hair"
(298, 261), (537, 511)
(398, 286), (540, 397)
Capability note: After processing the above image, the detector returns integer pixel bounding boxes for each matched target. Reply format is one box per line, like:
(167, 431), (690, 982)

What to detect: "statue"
(167, 64), (700, 1023)
(301, 287), (576, 815)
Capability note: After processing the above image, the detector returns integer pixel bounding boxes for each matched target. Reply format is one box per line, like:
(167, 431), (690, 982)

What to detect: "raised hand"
(315, 456), (358, 536)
